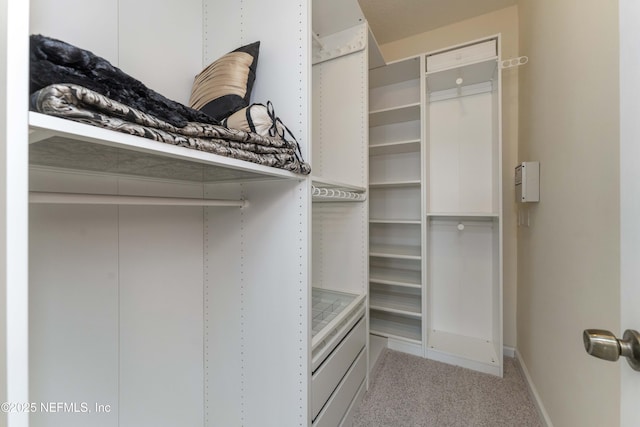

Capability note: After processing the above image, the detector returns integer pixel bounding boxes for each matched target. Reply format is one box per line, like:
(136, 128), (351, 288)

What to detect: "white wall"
(30, 0), (203, 104)
(379, 6), (520, 349)
(517, 0), (620, 425)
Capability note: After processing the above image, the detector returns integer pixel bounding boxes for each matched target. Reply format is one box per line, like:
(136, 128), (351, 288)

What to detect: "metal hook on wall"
(501, 56), (529, 69)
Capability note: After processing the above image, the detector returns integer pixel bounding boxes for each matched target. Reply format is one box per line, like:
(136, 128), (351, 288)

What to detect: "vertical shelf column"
(368, 56), (424, 356)
(310, 19), (369, 426)
(424, 37), (503, 376)
(2, 1), (31, 425)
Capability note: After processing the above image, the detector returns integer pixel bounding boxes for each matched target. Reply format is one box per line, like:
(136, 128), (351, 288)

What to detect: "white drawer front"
(427, 39), (497, 72)
(313, 349), (366, 427)
(311, 318), (366, 420)
(339, 373), (367, 427)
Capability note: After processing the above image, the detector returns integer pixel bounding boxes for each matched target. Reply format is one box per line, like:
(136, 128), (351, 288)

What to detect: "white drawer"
(427, 39), (497, 72)
(311, 318), (366, 420)
(313, 348), (366, 427)
(339, 373), (367, 427)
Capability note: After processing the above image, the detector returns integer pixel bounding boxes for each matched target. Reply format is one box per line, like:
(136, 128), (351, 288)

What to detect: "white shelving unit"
(425, 37), (503, 377)
(370, 266), (422, 289)
(368, 36), (503, 376)
(2, 1), (370, 427)
(368, 55), (425, 358)
(311, 17), (369, 427)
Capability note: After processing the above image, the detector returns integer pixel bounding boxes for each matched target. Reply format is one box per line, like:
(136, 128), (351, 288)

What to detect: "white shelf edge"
(369, 139), (420, 149)
(369, 219), (421, 225)
(311, 175), (366, 193)
(368, 102), (420, 116)
(369, 140), (421, 156)
(425, 55), (499, 76)
(369, 278), (421, 289)
(311, 292), (366, 349)
(370, 304), (421, 319)
(369, 252), (421, 261)
(427, 212), (499, 218)
(369, 329), (422, 345)
(29, 112), (303, 182)
(369, 266), (422, 288)
(369, 180), (421, 188)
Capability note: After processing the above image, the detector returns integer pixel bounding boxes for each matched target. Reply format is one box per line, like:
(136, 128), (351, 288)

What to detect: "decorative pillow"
(222, 101), (284, 138)
(189, 41), (260, 122)
(223, 101), (306, 170)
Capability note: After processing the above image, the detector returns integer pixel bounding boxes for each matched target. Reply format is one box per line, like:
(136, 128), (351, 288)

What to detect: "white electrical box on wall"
(515, 161), (540, 202)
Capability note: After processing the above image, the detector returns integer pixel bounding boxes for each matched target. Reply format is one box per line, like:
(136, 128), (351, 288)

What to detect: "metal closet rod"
(29, 192), (247, 207)
(311, 185), (367, 202)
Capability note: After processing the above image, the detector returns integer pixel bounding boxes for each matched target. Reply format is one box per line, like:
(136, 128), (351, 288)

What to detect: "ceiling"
(357, 0), (518, 45)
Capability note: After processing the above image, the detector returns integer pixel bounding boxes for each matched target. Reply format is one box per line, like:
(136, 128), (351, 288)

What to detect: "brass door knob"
(583, 329), (640, 371)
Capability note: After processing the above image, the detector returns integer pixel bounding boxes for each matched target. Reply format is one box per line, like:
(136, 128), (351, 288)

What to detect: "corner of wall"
(515, 350), (553, 427)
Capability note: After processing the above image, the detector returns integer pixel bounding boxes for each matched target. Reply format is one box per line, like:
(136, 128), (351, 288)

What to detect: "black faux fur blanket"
(30, 34), (217, 127)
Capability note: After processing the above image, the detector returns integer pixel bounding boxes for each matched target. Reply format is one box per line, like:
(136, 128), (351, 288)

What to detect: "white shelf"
(427, 212), (499, 218)
(426, 57), (498, 93)
(369, 139), (420, 156)
(369, 180), (421, 189)
(369, 79), (420, 113)
(370, 314), (422, 343)
(369, 266), (421, 289)
(369, 120), (420, 146)
(311, 176), (366, 193)
(370, 288), (421, 318)
(369, 103), (420, 127)
(369, 57), (420, 89)
(427, 329), (499, 366)
(369, 219), (421, 225)
(29, 112), (302, 183)
(369, 244), (421, 260)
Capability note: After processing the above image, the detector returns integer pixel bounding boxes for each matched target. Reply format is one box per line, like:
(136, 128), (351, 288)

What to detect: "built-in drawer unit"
(311, 288), (366, 371)
(311, 314), (366, 422)
(312, 348), (367, 427)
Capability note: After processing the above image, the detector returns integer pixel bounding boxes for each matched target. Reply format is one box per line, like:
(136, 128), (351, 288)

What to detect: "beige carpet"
(351, 349), (542, 427)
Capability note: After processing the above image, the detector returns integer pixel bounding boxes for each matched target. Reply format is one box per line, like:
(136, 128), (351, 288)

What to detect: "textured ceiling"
(358, 0), (517, 45)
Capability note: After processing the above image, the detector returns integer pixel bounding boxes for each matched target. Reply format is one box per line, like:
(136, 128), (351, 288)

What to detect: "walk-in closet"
(5, 0), (370, 425)
(4, 0), (627, 426)
(2, 0), (523, 424)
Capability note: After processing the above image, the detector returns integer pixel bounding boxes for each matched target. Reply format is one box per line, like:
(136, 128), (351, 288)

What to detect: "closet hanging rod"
(311, 185), (366, 202)
(29, 192), (247, 207)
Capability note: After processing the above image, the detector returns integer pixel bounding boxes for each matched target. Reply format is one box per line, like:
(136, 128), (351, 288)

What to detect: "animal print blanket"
(31, 84), (311, 174)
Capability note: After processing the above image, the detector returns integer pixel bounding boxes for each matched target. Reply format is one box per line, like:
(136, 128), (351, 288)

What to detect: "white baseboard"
(387, 337), (423, 357)
(503, 346), (516, 358)
(515, 349), (554, 427)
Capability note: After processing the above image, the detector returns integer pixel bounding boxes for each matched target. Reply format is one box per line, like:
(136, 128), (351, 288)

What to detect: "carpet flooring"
(351, 349), (542, 427)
